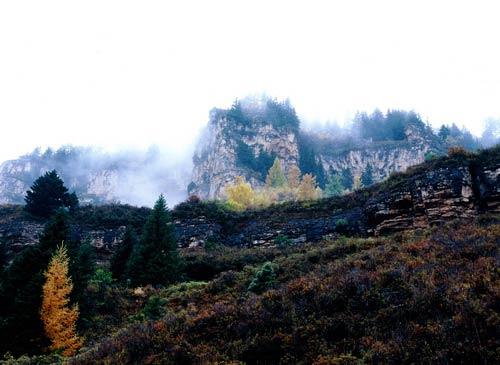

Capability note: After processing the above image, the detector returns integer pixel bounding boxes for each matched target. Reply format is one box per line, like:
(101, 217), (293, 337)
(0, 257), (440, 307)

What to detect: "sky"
(1, 0), (499, 163)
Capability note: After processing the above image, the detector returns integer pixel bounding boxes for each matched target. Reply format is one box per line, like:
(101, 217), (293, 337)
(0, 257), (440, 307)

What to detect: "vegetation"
(24, 170), (78, 218)
(41, 244), (82, 356)
(125, 195), (181, 287)
(265, 158), (287, 188)
(65, 218), (499, 364)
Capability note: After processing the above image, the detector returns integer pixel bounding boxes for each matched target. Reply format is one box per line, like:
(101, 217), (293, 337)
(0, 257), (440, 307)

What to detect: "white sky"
(1, 0), (499, 163)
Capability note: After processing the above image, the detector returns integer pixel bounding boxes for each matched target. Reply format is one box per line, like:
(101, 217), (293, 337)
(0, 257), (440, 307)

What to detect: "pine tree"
(361, 164), (374, 187)
(0, 209), (71, 355)
(110, 227), (137, 281)
(225, 176), (255, 211)
(324, 174), (344, 197)
(287, 165), (301, 189)
(25, 170), (78, 218)
(41, 244), (82, 356)
(265, 158), (287, 188)
(341, 168), (354, 191)
(126, 195), (180, 286)
(297, 174), (319, 201)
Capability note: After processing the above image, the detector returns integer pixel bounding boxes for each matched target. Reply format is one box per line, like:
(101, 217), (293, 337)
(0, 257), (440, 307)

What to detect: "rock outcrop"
(190, 99), (443, 200)
(1, 147), (498, 263)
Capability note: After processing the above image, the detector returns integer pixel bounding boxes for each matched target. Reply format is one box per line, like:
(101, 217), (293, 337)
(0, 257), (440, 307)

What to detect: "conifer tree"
(341, 168), (354, 191)
(287, 165), (301, 189)
(297, 174), (319, 201)
(25, 170), (78, 218)
(324, 174), (344, 197)
(0, 209), (71, 355)
(361, 164), (374, 187)
(41, 244), (82, 356)
(126, 195), (180, 286)
(110, 227), (137, 281)
(265, 158), (287, 188)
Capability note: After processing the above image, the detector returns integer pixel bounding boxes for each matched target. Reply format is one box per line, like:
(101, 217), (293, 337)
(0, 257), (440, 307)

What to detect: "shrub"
(248, 262), (277, 293)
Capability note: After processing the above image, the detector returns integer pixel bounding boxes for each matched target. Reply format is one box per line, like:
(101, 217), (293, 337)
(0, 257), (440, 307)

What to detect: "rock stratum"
(1, 146), (498, 263)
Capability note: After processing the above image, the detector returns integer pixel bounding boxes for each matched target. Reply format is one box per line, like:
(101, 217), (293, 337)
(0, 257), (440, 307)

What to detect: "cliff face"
(179, 148), (500, 247)
(0, 147), (189, 207)
(191, 108), (300, 199)
(191, 103), (442, 199)
(2, 147), (499, 262)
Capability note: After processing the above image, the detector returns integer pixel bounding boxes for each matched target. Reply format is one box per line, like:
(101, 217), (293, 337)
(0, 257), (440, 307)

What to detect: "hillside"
(0, 146), (498, 364)
(67, 219), (499, 364)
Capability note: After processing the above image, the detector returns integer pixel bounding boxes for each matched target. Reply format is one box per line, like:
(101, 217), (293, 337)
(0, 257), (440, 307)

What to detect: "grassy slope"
(70, 217), (499, 365)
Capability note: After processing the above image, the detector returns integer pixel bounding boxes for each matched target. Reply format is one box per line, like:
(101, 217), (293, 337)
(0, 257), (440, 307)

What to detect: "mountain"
(190, 98), (446, 200)
(0, 146), (190, 207)
(0, 97), (491, 206)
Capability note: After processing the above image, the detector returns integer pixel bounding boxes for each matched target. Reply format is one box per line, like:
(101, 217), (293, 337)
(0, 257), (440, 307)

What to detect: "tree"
(265, 158), (287, 188)
(41, 244), (82, 356)
(225, 176), (255, 211)
(110, 227), (137, 281)
(361, 164), (374, 187)
(287, 165), (301, 189)
(297, 174), (319, 201)
(438, 125), (451, 141)
(25, 170), (78, 218)
(0, 209), (71, 355)
(324, 174), (344, 197)
(126, 195), (180, 287)
(341, 168), (354, 191)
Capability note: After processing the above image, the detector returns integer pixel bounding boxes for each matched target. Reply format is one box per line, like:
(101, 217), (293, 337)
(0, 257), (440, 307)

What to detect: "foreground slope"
(70, 218), (499, 364)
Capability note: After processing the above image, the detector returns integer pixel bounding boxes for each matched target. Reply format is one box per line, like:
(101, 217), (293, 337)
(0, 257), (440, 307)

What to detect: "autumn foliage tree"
(225, 176), (255, 211)
(297, 173), (320, 201)
(287, 165), (301, 189)
(41, 244), (82, 356)
(265, 158), (287, 188)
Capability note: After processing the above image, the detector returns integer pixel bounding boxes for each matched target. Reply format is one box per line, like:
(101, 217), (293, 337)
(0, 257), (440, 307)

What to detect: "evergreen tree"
(126, 195), (180, 287)
(438, 125), (451, 140)
(265, 158), (287, 188)
(341, 168), (354, 191)
(110, 227), (137, 281)
(25, 170), (78, 218)
(324, 174), (344, 197)
(0, 210), (77, 356)
(68, 238), (95, 302)
(361, 164), (374, 187)
(287, 165), (301, 189)
(41, 244), (82, 356)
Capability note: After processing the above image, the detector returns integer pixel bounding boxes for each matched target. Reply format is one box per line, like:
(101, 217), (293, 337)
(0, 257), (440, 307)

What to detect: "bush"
(248, 262), (277, 294)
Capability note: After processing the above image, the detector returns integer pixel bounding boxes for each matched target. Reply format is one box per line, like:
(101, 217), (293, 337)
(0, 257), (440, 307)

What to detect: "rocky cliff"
(190, 99), (444, 199)
(1, 147), (498, 263)
(0, 147), (189, 207)
(178, 147), (500, 247)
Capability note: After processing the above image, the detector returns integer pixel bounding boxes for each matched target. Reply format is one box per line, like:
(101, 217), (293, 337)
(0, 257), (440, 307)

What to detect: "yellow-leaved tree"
(297, 173), (320, 201)
(287, 165), (301, 189)
(225, 176), (255, 211)
(41, 243), (82, 356)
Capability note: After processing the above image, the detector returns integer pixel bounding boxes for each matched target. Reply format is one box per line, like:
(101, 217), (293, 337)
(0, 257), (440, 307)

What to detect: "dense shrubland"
(67, 218), (499, 364)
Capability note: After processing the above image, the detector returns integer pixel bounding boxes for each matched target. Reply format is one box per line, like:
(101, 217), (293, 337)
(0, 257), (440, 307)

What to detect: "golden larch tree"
(41, 243), (82, 356)
(265, 158), (287, 188)
(297, 173), (319, 201)
(287, 165), (301, 189)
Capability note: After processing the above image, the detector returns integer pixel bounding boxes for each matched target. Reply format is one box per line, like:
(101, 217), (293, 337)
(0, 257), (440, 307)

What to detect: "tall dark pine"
(126, 195), (180, 286)
(361, 164), (374, 187)
(110, 226), (137, 281)
(24, 170), (79, 218)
